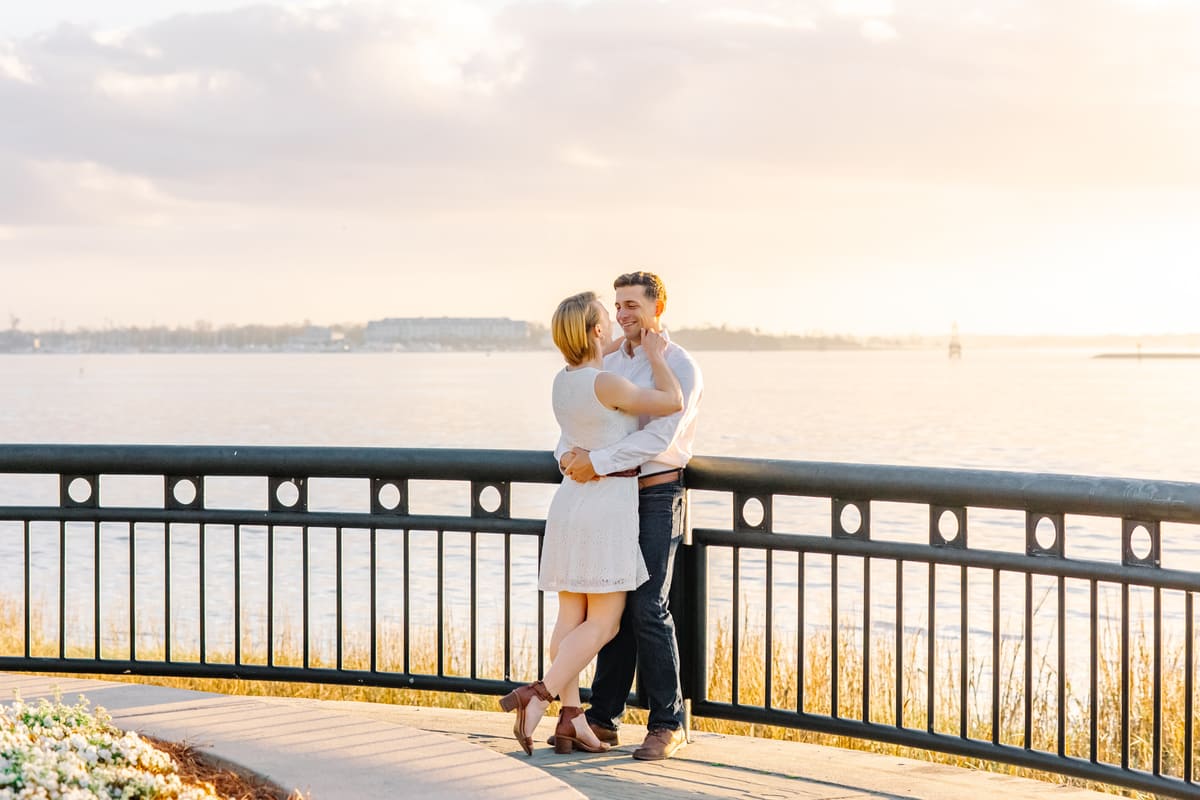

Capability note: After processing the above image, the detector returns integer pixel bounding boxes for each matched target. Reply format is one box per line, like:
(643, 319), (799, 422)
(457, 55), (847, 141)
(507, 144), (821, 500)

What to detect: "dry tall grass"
(1, 596), (1192, 799)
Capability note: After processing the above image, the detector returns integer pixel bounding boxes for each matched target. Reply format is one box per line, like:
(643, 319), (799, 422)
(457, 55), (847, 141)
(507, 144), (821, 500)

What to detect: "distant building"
(0, 330), (35, 353)
(365, 317), (533, 347)
(287, 325), (343, 349)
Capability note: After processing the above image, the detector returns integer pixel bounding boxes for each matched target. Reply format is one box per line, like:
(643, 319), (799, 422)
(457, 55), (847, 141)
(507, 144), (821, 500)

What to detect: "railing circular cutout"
(377, 482), (402, 511)
(1035, 516), (1058, 551)
(840, 503), (863, 535)
(68, 477), (93, 504)
(172, 478), (197, 506)
(275, 480), (301, 508)
(937, 509), (960, 542)
(1129, 524), (1153, 560)
(741, 497), (765, 528)
(478, 484), (502, 514)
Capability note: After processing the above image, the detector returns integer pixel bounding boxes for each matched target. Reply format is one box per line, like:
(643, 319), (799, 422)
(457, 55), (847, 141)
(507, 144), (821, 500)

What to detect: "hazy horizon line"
(6, 318), (1200, 343)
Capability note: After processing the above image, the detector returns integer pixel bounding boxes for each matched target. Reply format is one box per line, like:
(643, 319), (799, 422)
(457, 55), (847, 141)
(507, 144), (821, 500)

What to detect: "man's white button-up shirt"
(556, 330), (703, 477)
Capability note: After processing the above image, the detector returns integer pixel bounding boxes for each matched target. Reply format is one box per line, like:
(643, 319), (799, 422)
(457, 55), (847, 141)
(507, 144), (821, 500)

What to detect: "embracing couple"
(499, 271), (703, 761)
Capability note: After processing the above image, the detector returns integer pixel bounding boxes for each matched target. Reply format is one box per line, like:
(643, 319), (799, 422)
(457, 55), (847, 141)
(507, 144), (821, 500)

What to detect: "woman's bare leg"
(522, 592), (587, 737)
(542, 592), (626, 747)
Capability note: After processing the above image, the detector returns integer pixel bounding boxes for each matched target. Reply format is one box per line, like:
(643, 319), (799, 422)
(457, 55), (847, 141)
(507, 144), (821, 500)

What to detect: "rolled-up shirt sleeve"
(552, 433), (571, 473)
(588, 352), (702, 476)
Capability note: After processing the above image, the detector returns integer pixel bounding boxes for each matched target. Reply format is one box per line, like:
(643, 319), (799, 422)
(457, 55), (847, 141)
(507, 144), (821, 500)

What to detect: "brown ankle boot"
(498, 680), (554, 756)
(553, 706), (611, 754)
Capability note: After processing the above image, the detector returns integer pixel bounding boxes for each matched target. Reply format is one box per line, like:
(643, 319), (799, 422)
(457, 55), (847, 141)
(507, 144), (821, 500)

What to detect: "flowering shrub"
(0, 695), (220, 799)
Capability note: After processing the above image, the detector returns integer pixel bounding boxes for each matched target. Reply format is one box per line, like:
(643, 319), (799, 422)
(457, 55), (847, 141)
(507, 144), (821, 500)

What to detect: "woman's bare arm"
(593, 331), (682, 416)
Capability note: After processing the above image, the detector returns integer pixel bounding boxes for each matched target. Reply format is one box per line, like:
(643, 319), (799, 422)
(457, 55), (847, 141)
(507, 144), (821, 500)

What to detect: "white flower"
(0, 698), (221, 799)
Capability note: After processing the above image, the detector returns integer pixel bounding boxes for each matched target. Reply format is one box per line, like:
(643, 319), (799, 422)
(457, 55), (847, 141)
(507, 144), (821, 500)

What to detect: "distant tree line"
(0, 320), (907, 353)
(0, 322), (368, 352)
(670, 325), (895, 351)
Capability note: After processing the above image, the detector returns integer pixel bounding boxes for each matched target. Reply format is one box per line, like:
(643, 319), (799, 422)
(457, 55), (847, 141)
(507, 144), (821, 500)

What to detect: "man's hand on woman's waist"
(562, 447), (599, 483)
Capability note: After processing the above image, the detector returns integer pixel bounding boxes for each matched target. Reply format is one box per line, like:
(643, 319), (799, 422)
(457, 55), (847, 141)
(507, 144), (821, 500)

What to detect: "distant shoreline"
(3, 322), (1200, 356)
(1094, 352), (1200, 360)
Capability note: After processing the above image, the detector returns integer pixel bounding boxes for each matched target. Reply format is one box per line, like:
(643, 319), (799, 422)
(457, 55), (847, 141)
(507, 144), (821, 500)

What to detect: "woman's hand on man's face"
(642, 330), (668, 361)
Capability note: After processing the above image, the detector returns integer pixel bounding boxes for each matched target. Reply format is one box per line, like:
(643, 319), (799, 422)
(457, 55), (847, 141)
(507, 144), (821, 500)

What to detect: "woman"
(499, 290), (682, 755)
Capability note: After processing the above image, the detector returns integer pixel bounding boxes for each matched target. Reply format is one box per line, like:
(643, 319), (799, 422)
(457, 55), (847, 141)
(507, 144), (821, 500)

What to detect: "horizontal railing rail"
(0, 445), (1195, 797)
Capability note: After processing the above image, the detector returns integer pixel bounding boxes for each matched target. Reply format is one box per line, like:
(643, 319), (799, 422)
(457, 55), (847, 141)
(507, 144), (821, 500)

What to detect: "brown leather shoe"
(546, 721), (619, 748)
(632, 726), (687, 760)
(551, 706), (611, 754)
(498, 680), (554, 756)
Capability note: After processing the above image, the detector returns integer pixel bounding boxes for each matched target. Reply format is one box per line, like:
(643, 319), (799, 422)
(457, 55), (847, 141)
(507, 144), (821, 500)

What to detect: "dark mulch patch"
(141, 735), (307, 800)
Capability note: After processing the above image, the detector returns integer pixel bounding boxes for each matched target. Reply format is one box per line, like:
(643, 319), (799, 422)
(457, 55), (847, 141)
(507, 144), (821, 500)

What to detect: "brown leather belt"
(604, 468), (640, 478)
(638, 468), (683, 490)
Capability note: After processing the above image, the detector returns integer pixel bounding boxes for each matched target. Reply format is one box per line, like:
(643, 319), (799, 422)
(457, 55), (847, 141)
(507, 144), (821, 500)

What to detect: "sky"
(2, 0), (1198, 336)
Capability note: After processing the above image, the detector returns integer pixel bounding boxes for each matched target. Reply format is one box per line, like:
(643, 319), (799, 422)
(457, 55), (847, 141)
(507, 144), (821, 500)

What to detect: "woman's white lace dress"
(539, 367), (649, 594)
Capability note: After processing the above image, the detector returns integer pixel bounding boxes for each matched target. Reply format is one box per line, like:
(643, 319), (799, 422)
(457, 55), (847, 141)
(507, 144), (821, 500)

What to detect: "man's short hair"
(613, 271), (666, 305)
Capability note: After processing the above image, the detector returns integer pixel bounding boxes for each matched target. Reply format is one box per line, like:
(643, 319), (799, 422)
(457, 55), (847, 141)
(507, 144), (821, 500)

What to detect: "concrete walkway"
(0, 674), (580, 800)
(1, 673), (1116, 800)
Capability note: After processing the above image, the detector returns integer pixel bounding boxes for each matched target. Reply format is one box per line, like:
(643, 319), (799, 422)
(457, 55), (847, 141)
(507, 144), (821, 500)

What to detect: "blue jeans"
(586, 480), (686, 732)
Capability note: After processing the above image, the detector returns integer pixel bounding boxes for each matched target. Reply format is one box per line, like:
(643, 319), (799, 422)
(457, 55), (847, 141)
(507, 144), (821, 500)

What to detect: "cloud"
(860, 18), (897, 41)
(94, 68), (243, 100)
(832, 0), (895, 18)
(0, 156), (191, 226)
(700, 8), (816, 30)
(0, 0), (1197, 234)
(559, 144), (614, 170)
(0, 42), (34, 83)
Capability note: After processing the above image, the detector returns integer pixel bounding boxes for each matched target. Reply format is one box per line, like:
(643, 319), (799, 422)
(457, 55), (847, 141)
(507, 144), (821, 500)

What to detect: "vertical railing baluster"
(164, 524), (172, 663)
(1057, 576), (1065, 757)
(302, 526), (310, 669)
(1121, 582), (1130, 770)
(896, 560), (904, 729)
(797, 552), (805, 713)
(1153, 587), (1162, 776)
(960, 565), (968, 739)
(731, 546), (741, 705)
(502, 532), (510, 680)
(405, 529), (413, 676)
(1089, 579), (1098, 764)
(765, 549), (774, 710)
(267, 525), (274, 668)
(234, 525), (241, 667)
(831, 553), (839, 717)
(1024, 572), (1032, 750)
(470, 531), (478, 680)
(536, 533), (543, 680)
(437, 530), (445, 676)
(59, 521), (65, 659)
(23, 521), (31, 659)
(862, 556), (870, 722)
(199, 523), (206, 664)
(93, 522), (100, 660)
(335, 526), (343, 671)
(992, 568), (1000, 746)
(1185, 591), (1194, 786)
(129, 523), (136, 661)
(927, 562), (935, 733)
(369, 528), (377, 674)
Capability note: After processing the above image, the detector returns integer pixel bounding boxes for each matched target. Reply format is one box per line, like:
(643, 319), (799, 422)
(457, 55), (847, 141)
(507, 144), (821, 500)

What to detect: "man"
(554, 270), (703, 761)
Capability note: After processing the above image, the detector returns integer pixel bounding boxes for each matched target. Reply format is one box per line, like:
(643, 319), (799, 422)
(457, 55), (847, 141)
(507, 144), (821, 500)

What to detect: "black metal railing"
(0, 445), (1196, 798)
(683, 458), (1200, 799)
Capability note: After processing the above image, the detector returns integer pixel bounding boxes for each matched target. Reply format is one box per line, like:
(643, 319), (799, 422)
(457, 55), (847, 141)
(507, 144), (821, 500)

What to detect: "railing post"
(671, 488), (699, 737)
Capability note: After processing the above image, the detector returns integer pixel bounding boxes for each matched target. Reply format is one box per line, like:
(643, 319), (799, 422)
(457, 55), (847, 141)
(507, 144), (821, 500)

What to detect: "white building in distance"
(365, 317), (534, 347)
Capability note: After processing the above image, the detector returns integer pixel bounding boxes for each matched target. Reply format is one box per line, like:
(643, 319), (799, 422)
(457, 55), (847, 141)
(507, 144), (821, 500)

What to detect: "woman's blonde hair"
(551, 291), (601, 366)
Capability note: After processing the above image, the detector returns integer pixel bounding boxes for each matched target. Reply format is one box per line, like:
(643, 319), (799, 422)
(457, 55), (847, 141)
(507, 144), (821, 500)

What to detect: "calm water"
(1, 349), (1198, 667)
